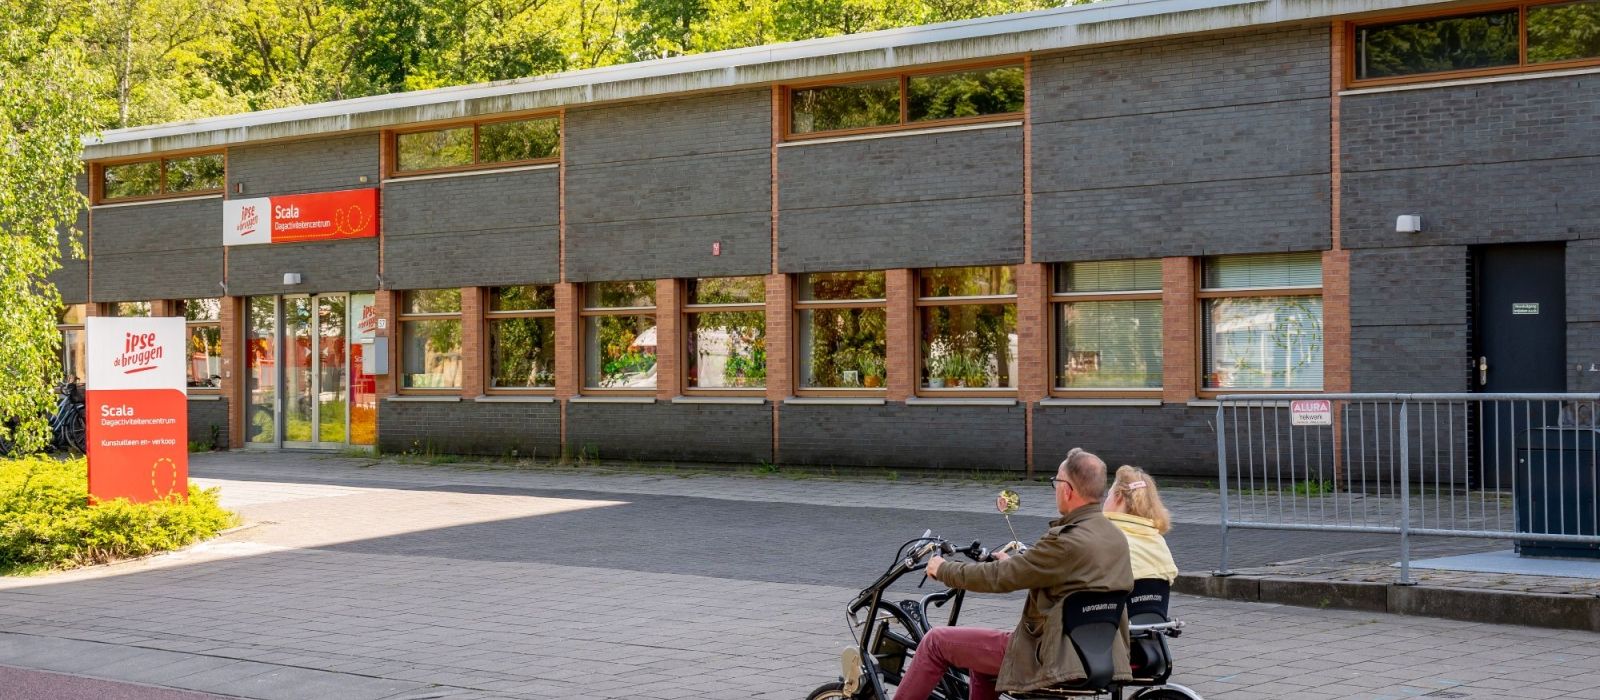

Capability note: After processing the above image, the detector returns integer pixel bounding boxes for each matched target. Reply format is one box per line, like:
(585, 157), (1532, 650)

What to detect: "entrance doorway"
(246, 293), (378, 449)
(1473, 243), (1567, 483)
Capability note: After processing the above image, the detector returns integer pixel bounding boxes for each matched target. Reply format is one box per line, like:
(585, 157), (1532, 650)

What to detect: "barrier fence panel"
(1215, 393), (1600, 583)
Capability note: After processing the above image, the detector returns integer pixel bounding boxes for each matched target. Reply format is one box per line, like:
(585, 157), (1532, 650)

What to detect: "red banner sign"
(223, 188), (378, 246)
(86, 317), (188, 503)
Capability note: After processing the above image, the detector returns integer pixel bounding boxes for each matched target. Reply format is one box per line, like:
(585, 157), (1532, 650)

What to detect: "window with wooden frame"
(399, 289), (463, 391)
(1350, 0), (1600, 86)
(485, 285), (557, 393)
(179, 298), (223, 391)
(110, 301), (153, 317)
(58, 305), (88, 385)
(1053, 260), (1164, 395)
(684, 276), (766, 393)
(794, 271), (888, 394)
(785, 62), (1024, 139)
(582, 281), (658, 392)
(1200, 253), (1324, 393)
(917, 266), (1018, 394)
(390, 114), (561, 176)
(96, 152), (224, 203)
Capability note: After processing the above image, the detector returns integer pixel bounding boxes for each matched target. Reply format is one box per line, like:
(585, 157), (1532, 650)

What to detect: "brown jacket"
(936, 503), (1135, 693)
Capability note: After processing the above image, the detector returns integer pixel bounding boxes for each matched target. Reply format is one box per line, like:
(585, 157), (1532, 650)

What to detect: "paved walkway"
(0, 452), (1596, 699)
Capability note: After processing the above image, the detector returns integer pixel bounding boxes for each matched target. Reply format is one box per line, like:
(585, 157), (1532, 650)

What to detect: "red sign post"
(85, 317), (188, 503)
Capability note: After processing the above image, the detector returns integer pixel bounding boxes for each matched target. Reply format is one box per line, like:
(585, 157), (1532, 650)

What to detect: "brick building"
(59, 0), (1600, 476)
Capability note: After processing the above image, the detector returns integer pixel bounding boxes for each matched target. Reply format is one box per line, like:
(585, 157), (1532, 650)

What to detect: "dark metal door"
(1474, 243), (1567, 486)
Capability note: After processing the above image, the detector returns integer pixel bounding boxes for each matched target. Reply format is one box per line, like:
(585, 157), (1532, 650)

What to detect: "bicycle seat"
(1127, 579), (1172, 684)
(1010, 590), (1127, 698)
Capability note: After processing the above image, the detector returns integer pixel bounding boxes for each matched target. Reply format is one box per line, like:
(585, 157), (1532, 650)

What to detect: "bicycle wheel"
(807, 681), (854, 700)
(1133, 686), (1204, 700)
(65, 405), (87, 453)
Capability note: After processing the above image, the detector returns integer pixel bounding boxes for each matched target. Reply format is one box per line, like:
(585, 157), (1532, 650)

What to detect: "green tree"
(1, 1), (98, 454)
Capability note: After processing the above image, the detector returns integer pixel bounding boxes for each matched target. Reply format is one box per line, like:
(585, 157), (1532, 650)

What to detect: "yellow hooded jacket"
(1105, 511), (1178, 582)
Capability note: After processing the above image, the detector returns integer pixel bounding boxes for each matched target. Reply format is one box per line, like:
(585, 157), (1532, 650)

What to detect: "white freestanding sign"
(85, 316), (188, 503)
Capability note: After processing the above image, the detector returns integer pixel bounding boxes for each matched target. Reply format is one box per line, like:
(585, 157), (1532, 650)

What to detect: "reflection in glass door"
(283, 296), (316, 446)
(317, 295), (348, 444)
(247, 293), (368, 449)
(247, 297), (278, 444)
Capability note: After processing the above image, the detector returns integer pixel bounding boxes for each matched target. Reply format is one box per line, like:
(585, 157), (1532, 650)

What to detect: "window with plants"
(393, 115), (561, 175)
(1201, 253), (1324, 391)
(98, 152), (225, 202)
(795, 271), (888, 392)
(181, 298), (223, 391)
(685, 276), (766, 391)
(111, 301), (152, 317)
(57, 305), (87, 385)
(399, 289), (463, 390)
(917, 266), (1017, 392)
(1054, 260), (1164, 392)
(487, 285), (557, 391)
(582, 281), (658, 391)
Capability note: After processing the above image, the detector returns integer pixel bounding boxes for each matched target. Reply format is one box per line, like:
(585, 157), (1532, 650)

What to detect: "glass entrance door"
(247, 293), (373, 449)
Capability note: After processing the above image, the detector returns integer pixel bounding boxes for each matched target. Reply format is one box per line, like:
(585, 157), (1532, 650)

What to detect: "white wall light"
(283, 272), (303, 285)
(1396, 215), (1423, 233)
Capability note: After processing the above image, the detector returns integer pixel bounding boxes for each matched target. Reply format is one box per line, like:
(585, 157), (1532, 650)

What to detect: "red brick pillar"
(886, 269), (917, 402)
(1016, 263), (1051, 403)
(764, 274), (793, 401)
(460, 287), (484, 398)
(554, 283), (580, 399)
(374, 290), (397, 398)
(220, 296), (246, 448)
(655, 279), (681, 400)
(1322, 250), (1352, 393)
(1162, 257), (1198, 403)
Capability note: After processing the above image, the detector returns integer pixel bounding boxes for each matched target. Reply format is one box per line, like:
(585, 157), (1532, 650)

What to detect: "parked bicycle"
(49, 382), (87, 454)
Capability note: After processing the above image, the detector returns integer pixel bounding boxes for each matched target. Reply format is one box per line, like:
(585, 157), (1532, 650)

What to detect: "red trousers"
(896, 626), (1011, 700)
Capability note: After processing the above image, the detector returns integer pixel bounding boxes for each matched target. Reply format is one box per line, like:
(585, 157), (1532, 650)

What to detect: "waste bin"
(1515, 427), (1600, 559)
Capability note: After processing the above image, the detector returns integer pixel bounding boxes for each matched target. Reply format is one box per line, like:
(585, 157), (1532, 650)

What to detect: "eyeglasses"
(1049, 476), (1072, 491)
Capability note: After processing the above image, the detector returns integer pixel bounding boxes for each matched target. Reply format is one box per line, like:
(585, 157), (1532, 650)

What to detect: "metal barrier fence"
(1216, 393), (1600, 583)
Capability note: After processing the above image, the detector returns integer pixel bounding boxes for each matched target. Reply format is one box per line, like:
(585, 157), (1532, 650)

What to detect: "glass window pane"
(489, 285), (555, 312)
(166, 154), (225, 192)
(798, 271), (886, 302)
(1203, 252), (1322, 289)
(584, 281), (656, 309)
(113, 301), (152, 317)
(102, 160), (161, 200)
(59, 304), (88, 325)
(1357, 10), (1519, 80)
(247, 296), (277, 444)
(1203, 296), (1324, 389)
(907, 65), (1024, 123)
(478, 117), (560, 163)
(1057, 259), (1163, 293)
(489, 317), (556, 388)
(919, 266), (1016, 298)
(798, 307), (887, 388)
(584, 315), (658, 388)
(183, 298), (221, 322)
(1529, 0), (1600, 63)
(920, 304), (1018, 389)
(1058, 300), (1162, 389)
(401, 319), (463, 388)
(688, 276), (765, 305)
(187, 324), (223, 388)
(396, 127), (474, 171)
(61, 328), (86, 384)
(404, 289), (462, 314)
(790, 79), (901, 134)
(688, 310), (765, 389)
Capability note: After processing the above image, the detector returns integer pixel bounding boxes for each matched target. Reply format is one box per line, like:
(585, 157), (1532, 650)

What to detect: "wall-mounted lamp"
(283, 272), (302, 285)
(1396, 215), (1423, 234)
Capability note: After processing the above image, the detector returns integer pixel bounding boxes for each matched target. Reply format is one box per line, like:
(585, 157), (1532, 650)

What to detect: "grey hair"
(1058, 447), (1108, 501)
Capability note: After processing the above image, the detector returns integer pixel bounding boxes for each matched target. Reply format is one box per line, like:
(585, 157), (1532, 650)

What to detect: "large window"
(583, 281), (657, 391)
(1354, 0), (1600, 83)
(685, 277), (766, 391)
(917, 266), (1018, 392)
(58, 305), (87, 385)
(787, 63), (1023, 137)
(393, 115), (561, 175)
(98, 153), (225, 202)
(486, 285), (556, 391)
(796, 271), (888, 392)
(1201, 253), (1324, 392)
(111, 301), (152, 317)
(181, 298), (223, 390)
(399, 289), (463, 390)
(1054, 260), (1163, 392)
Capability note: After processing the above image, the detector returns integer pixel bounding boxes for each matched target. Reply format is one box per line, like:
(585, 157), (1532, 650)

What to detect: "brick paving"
(0, 452), (1596, 699)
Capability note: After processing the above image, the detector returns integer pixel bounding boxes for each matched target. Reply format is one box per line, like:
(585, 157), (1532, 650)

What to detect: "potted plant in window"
(942, 353), (969, 388)
(859, 354), (884, 388)
(963, 350), (991, 389)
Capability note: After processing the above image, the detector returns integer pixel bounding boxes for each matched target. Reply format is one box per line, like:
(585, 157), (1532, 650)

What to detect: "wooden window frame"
(398, 290), (465, 395)
(1346, 0), (1600, 88)
(179, 299), (224, 395)
(683, 277), (767, 397)
(483, 286), (558, 396)
(1195, 258), (1325, 399)
(579, 282), (658, 396)
(92, 150), (226, 205)
(1049, 266), (1165, 398)
(781, 59), (1026, 141)
(57, 305), (88, 387)
(793, 273), (889, 398)
(914, 267), (1019, 398)
(386, 112), (562, 178)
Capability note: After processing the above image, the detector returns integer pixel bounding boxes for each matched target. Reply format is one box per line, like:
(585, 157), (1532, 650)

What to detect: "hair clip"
(1125, 480), (1147, 490)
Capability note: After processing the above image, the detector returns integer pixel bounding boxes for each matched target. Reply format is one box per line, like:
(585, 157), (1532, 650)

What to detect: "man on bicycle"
(906, 448), (1134, 700)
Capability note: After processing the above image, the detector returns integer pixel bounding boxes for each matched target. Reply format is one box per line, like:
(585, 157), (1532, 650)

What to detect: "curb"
(1174, 573), (1600, 632)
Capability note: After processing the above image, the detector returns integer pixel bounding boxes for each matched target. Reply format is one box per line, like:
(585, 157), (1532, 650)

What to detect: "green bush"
(0, 456), (236, 573)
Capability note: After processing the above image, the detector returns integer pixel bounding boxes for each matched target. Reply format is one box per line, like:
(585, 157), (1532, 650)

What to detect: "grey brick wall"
(565, 401), (773, 463)
(778, 404), (1026, 471)
(383, 168), (560, 288)
(187, 398), (229, 448)
(1349, 246), (1470, 392)
(378, 399), (562, 459)
(1031, 25), (1332, 262)
(228, 134), (381, 197)
(1570, 239), (1600, 392)
(91, 198), (224, 301)
(778, 125), (1023, 273)
(52, 177), (90, 304)
(226, 239), (379, 296)
(1341, 74), (1600, 249)
(565, 91), (772, 281)
(1033, 405), (1217, 477)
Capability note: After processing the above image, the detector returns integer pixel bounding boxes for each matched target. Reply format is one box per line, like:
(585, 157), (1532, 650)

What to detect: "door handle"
(1478, 356), (1489, 386)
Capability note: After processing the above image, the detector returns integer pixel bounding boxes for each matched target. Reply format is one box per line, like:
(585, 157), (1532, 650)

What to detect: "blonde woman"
(1102, 465), (1178, 582)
